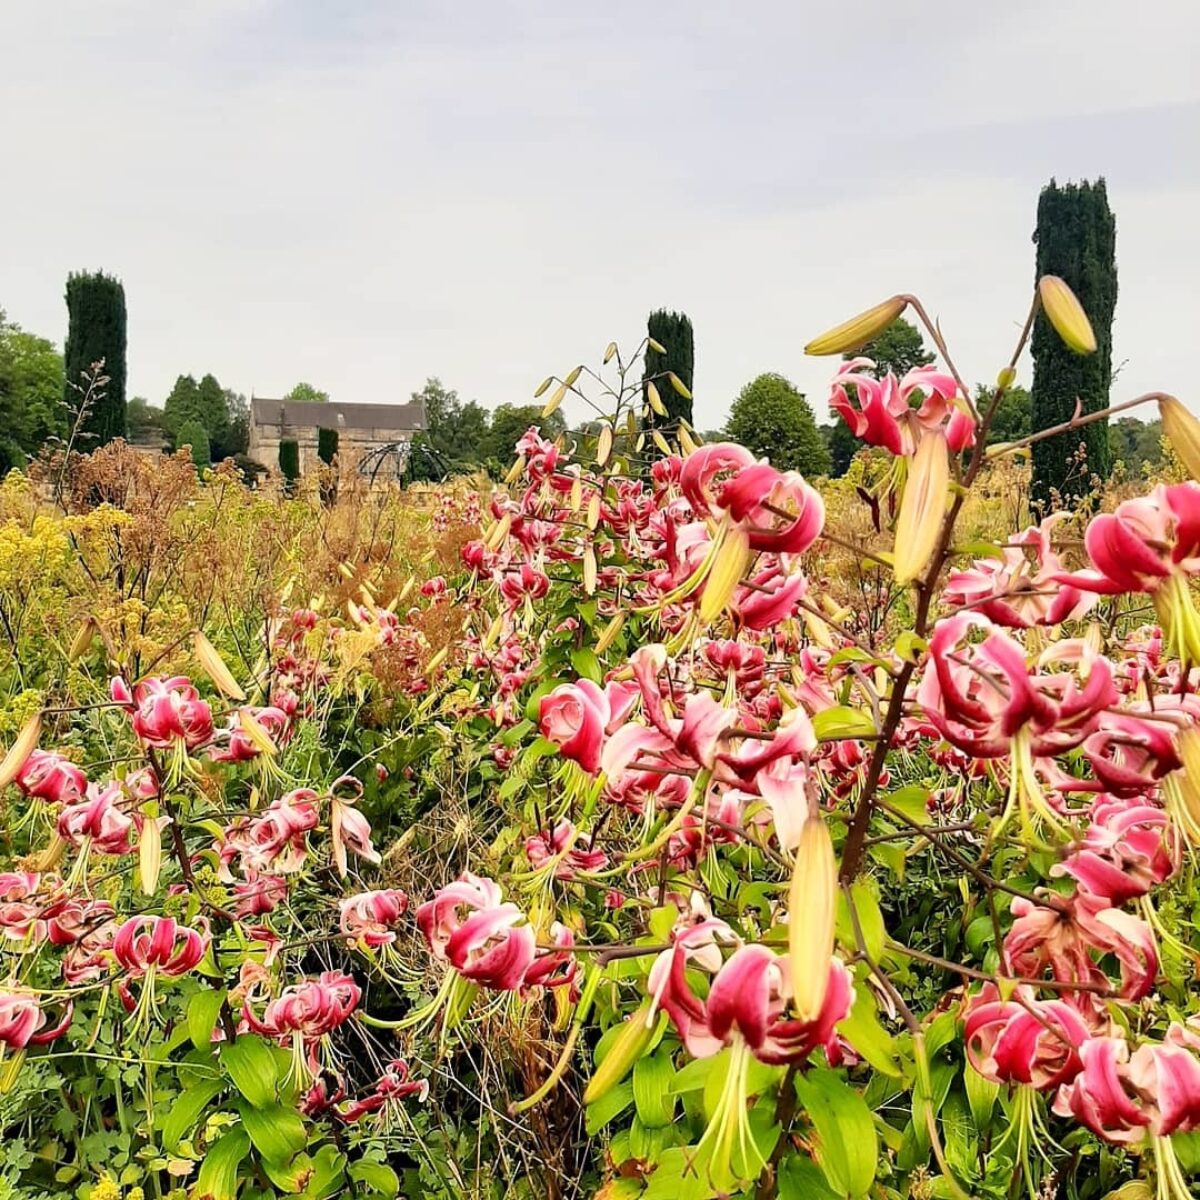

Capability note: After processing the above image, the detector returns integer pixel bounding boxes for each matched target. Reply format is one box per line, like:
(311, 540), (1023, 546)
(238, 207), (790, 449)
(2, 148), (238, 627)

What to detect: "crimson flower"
(0, 990), (72, 1050)
(340, 889), (410, 949)
(15, 751), (87, 805)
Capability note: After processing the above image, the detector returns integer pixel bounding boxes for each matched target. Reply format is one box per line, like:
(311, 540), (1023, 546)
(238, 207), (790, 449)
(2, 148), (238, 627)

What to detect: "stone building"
(247, 398), (426, 478)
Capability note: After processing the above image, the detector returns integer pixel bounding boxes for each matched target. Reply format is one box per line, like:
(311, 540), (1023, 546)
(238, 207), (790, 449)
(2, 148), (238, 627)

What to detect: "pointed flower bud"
(804, 296), (907, 356)
(0, 714), (42, 791)
(699, 524), (752, 624)
(138, 809), (163, 896)
(583, 1001), (661, 1105)
(1038, 275), (1096, 354)
(892, 430), (950, 585)
(788, 816), (837, 1022)
(1160, 396), (1200, 482)
(194, 631), (246, 701)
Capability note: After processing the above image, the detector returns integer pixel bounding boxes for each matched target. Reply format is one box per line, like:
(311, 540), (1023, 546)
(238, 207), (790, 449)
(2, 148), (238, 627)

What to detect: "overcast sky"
(3, 1), (1199, 431)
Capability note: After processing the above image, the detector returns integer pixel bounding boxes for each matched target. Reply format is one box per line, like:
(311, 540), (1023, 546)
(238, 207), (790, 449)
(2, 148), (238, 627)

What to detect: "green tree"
(63, 271), (127, 444)
(484, 403), (566, 467)
(643, 310), (695, 436)
(216, 390), (249, 459)
(317, 427), (339, 465)
(1030, 178), (1117, 509)
(726, 373), (830, 477)
(196, 373), (228, 450)
(0, 310), (65, 472)
(176, 419), (210, 470)
(1109, 417), (1163, 476)
(163, 375), (201, 440)
(411, 378), (490, 469)
(822, 417), (860, 479)
(285, 382), (329, 404)
(853, 317), (934, 377)
(978, 385), (1032, 447)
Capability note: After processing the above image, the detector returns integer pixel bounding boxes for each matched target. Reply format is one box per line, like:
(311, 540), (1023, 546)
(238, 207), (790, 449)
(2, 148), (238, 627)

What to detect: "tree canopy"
(285, 382), (329, 404)
(0, 310), (65, 473)
(64, 271), (127, 444)
(643, 310), (695, 436)
(1030, 178), (1117, 508)
(726, 373), (830, 477)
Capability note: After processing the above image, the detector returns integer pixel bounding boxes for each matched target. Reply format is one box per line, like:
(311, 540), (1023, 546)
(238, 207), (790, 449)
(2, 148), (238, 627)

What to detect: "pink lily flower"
(539, 681), (610, 773)
(962, 983), (1093, 1090)
(243, 970), (361, 1048)
(231, 873), (288, 917)
(0, 990), (73, 1050)
(15, 750), (87, 805)
(524, 820), (608, 877)
(1051, 796), (1176, 904)
(112, 915), (210, 979)
(1003, 892), (1158, 1001)
(223, 788), (320, 876)
(416, 873), (537, 992)
(1057, 483), (1200, 663)
(57, 782), (136, 856)
(339, 889), (410, 949)
(521, 921), (578, 996)
(941, 515), (1096, 627)
(209, 705), (290, 763)
(0, 873), (44, 943)
(119, 676), (215, 751)
(329, 777), (380, 877)
(828, 359), (973, 457)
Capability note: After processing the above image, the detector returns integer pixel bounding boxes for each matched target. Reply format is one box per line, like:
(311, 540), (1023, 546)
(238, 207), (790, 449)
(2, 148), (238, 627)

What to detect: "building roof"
(250, 398), (426, 431)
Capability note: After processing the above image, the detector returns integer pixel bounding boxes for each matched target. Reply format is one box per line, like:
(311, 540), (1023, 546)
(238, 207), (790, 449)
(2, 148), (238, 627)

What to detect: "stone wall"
(248, 422), (414, 478)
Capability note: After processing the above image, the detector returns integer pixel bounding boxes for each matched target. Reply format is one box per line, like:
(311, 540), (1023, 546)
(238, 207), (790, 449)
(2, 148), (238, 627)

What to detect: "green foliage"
(852, 317), (934, 377)
(163, 373), (201, 439)
(197, 372), (228, 449)
(643, 310), (695, 434)
(278, 438), (300, 481)
(0, 309), (65, 473)
(177, 418), (211, 469)
(485, 403), (565, 467)
(978, 384), (1032, 446)
(285, 381), (330, 404)
(1109, 416), (1163, 475)
(726, 373), (831, 476)
(63, 270), (127, 444)
(1030, 177), (1117, 509)
(317, 426), (339, 465)
(412, 377), (491, 473)
(215, 389), (249, 460)
(822, 416), (860, 478)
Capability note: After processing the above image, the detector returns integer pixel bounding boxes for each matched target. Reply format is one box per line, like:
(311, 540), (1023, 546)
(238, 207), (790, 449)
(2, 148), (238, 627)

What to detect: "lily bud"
(68, 617), (98, 662)
(139, 810), (163, 896)
(0, 714), (41, 790)
(1160, 396), (1200, 482)
(583, 1002), (660, 1104)
(595, 424), (614, 469)
(699, 524), (752, 624)
(892, 430), (950, 585)
(804, 295), (907, 356)
(1175, 727), (1200, 830)
(788, 816), (837, 1022)
(1037, 275), (1096, 354)
(582, 545), (597, 595)
(30, 831), (67, 873)
(996, 366), (1017, 391)
(194, 631), (246, 701)
(595, 610), (626, 655)
(238, 709), (278, 757)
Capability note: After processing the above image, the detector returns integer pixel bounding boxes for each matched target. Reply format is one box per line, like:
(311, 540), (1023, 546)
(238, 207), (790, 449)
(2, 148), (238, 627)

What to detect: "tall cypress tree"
(643, 309), (694, 437)
(1030, 179), (1117, 509)
(64, 271), (127, 444)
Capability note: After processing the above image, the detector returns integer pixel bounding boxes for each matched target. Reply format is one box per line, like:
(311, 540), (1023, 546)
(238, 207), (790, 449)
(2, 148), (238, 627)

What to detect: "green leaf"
(964, 1065), (999, 1131)
(894, 631), (929, 664)
(794, 1069), (877, 1198)
(194, 1128), (250, 1200)
(669, 1054), (718, 1094)
(812, 706), (877, 741)
(299, 1144), (346, 1199)
(348, 1160), (400, 1198)
(237, 1101), (306, 1164)
(836, 989), (903, 1079)
(778, 1155), (840, 1199)
(220, 1036), (278, 1108)
(570, 647), (604, 685)
(887, 785), (932, 826)
(586, 1080), (635, 1135)
(633, 1052), (676, 1128)
(836, 880), (886, 961)
(187, 988), (227, 1051)
(161, 1079), (225, 1151)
